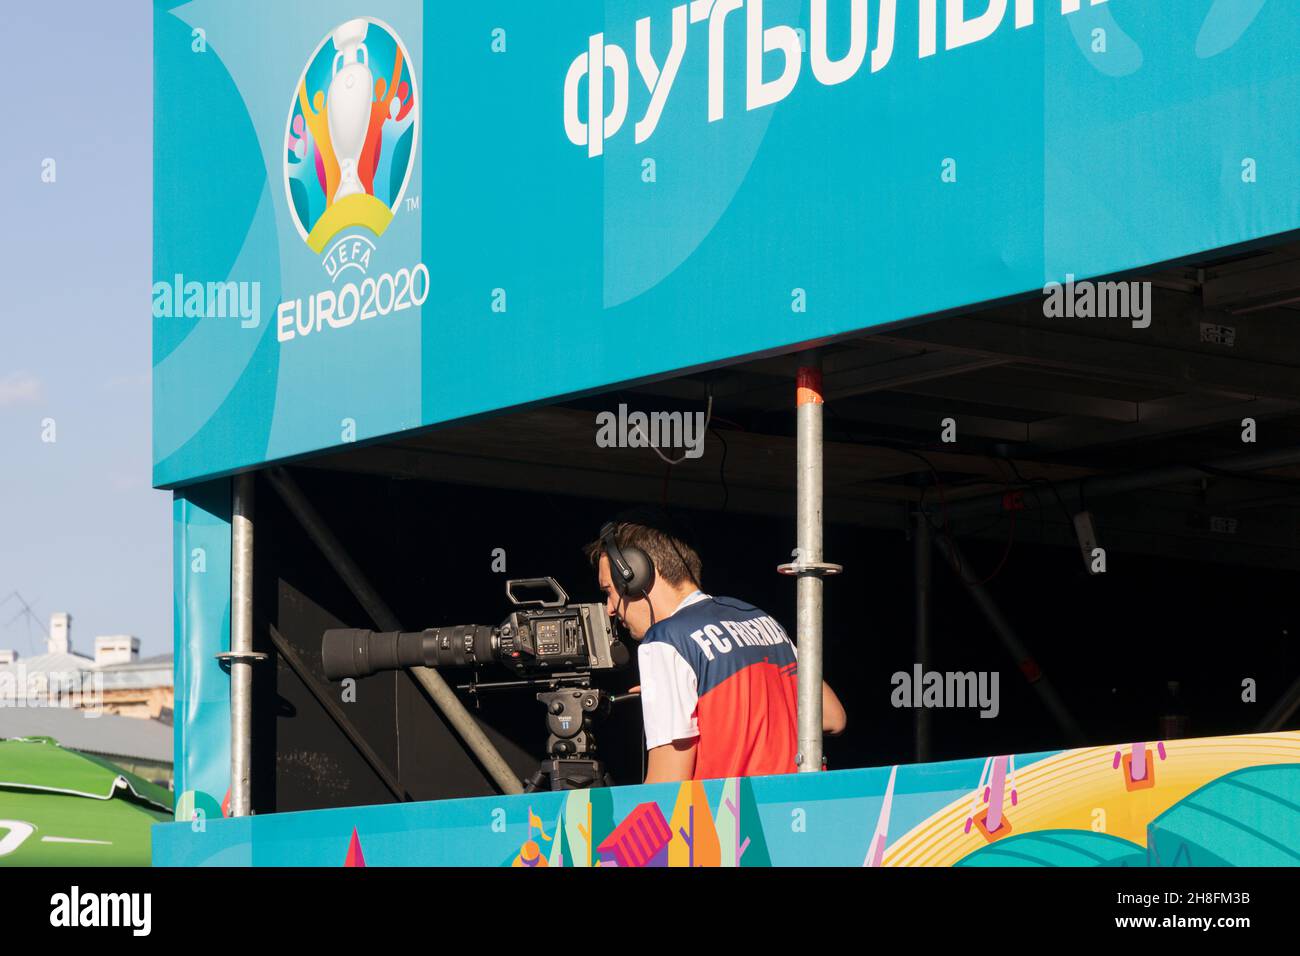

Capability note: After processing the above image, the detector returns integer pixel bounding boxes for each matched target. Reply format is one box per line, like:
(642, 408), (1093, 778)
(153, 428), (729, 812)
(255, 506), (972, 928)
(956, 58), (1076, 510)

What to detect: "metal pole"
(932, 531), (1087, 746)
(913, 511), (931, 762)
(932, 444), (1300, 523)
(229, 473), (255, 817)
(796, 354), (824, 772)
(1258, 671), (1300, 732)
(776, 353), (842, 771)
(266, 467), (523, 795)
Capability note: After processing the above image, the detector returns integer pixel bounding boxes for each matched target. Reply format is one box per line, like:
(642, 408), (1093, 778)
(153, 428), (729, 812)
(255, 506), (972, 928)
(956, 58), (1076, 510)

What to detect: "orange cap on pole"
(796, 367), (824, 406)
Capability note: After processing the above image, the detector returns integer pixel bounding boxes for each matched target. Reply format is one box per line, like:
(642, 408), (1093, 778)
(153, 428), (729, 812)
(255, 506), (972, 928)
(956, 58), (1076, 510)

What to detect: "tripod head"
(524, 685), (640, 791)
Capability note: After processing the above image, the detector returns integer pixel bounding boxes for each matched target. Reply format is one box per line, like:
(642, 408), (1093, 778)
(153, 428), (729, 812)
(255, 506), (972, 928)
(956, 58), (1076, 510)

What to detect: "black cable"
(1003, 458), (1080, 553)
(711, 425), (730, 512)
(633, 583), (652, 782)
(998, 457), (1045, 544)
(1003, 458), (1077, 525)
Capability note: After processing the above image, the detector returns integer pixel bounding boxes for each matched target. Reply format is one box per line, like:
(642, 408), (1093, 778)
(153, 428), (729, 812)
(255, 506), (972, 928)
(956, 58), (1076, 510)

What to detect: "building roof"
(0, 650), (96, 686)
(96, 654), (174, 691)
(97, 655), (171, 671)
(0, 651), (96, 676)
(0, 709), (172, 764)
(0, 651), (172, 691)
(98, 653), (173, 671)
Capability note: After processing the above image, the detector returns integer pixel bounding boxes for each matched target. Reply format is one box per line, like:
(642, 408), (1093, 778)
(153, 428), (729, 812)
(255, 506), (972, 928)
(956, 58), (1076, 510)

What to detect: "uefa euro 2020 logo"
(284, 18), (418, 257)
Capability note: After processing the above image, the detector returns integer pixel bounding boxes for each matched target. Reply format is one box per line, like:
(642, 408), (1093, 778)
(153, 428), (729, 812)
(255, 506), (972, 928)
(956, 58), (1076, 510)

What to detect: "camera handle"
(505, 577), (569, 608)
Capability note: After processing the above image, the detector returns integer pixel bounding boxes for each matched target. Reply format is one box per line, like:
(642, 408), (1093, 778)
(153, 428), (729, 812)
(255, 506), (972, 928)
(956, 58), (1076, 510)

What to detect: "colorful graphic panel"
(153, 731), (1300, 866)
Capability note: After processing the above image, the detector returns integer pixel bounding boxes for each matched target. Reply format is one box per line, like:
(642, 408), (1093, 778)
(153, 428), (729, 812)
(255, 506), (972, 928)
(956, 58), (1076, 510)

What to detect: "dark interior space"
(251, 469), (1299, 813)
(247, 241), (1300, 812)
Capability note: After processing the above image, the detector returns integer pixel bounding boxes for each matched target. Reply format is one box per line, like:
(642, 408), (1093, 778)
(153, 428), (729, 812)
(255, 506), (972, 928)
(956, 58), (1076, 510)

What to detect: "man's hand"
(644, 738), (697, 784)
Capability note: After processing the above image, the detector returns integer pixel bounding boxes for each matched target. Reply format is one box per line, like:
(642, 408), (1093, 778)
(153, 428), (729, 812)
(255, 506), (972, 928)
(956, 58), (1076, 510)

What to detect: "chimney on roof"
(49, 612), (71, 655)
(95, 635), (140, 666)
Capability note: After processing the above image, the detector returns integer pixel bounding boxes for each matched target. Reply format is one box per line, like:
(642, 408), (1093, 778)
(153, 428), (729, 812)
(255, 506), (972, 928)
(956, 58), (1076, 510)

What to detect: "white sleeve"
(638, 642), (699, 749)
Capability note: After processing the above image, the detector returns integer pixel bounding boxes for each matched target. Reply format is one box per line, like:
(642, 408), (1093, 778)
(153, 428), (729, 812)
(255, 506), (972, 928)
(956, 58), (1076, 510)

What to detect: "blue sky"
(0, 2), (170, 658)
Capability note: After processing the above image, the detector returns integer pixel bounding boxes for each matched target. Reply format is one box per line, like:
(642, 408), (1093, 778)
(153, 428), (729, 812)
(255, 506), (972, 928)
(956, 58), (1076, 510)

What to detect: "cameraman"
(585, 509), (846, 784)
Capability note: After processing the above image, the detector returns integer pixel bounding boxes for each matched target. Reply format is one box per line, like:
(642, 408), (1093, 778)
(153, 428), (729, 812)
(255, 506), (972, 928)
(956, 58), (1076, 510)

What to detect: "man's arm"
(823, 680), (847, 735)
(645, 738), (698, 783)
(790, 641), (847, 735)
(637, 642), (700, 784)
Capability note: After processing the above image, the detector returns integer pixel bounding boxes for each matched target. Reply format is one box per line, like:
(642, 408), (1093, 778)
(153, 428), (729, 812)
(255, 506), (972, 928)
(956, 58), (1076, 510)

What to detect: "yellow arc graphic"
(882, 733), (1300, 866)
(307, 193), (395, 253)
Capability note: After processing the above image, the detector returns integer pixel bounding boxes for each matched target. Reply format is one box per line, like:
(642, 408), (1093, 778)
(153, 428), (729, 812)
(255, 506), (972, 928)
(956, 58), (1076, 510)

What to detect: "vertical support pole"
(913, 511), (931, 763)
(229, 472), (254, 817)
(795, 352), (825, 773)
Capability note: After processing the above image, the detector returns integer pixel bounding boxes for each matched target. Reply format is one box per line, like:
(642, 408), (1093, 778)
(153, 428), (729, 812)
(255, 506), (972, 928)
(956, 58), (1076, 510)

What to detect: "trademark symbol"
(406, 196), (421, 212)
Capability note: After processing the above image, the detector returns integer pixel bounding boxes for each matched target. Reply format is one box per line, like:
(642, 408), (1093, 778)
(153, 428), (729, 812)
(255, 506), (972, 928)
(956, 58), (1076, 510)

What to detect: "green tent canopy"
(0, 736), (173, 866)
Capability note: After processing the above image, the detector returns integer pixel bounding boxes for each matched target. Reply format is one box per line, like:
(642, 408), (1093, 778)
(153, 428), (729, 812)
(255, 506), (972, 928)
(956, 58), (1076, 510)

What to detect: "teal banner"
(171, 481), (232, 824)
(153, 1), (1300, 487)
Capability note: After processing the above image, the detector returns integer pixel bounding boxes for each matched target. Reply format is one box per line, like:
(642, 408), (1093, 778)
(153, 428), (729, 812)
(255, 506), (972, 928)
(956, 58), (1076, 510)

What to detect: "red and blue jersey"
(638, 593), (799, 780)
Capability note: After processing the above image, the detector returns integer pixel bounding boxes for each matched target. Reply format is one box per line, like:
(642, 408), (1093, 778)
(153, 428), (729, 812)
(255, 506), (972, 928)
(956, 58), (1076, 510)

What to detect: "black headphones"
(599, 521), (656, 598)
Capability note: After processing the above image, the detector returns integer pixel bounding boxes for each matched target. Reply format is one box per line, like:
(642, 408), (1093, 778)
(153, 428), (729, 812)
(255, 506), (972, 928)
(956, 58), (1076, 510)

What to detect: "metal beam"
(304, 442), (909, 527)
(1025, 396), (1299, 453)
(931, 532), (1088, 746)
(1258, 671), (1300, 732)
(929, 444), (1300, 523)
(897, 376), (1143, 423)
(303, 406), (1101, 504)
(814, 399), (1036, 443)
(874, 310), (1300, 404)
(1204, 255), (1300, 313)
(302, 409), (1300, 567)
(266, 467), (524, 796)
(268, 624), (411, 802)
(695, 350), (1009, 412)
(947, 494), (1300, 571)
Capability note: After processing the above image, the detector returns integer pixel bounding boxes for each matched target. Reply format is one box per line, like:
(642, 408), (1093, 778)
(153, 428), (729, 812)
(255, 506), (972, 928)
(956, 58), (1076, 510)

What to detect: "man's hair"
(584, 507), (703, 589)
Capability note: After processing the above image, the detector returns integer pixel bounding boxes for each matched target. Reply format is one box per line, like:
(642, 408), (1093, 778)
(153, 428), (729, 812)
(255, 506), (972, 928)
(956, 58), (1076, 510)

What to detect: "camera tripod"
(523, 687), (637, 792)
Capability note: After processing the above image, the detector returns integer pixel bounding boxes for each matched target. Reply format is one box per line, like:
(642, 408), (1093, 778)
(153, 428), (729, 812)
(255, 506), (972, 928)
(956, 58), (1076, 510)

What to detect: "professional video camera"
(321, 578), (635, 791)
